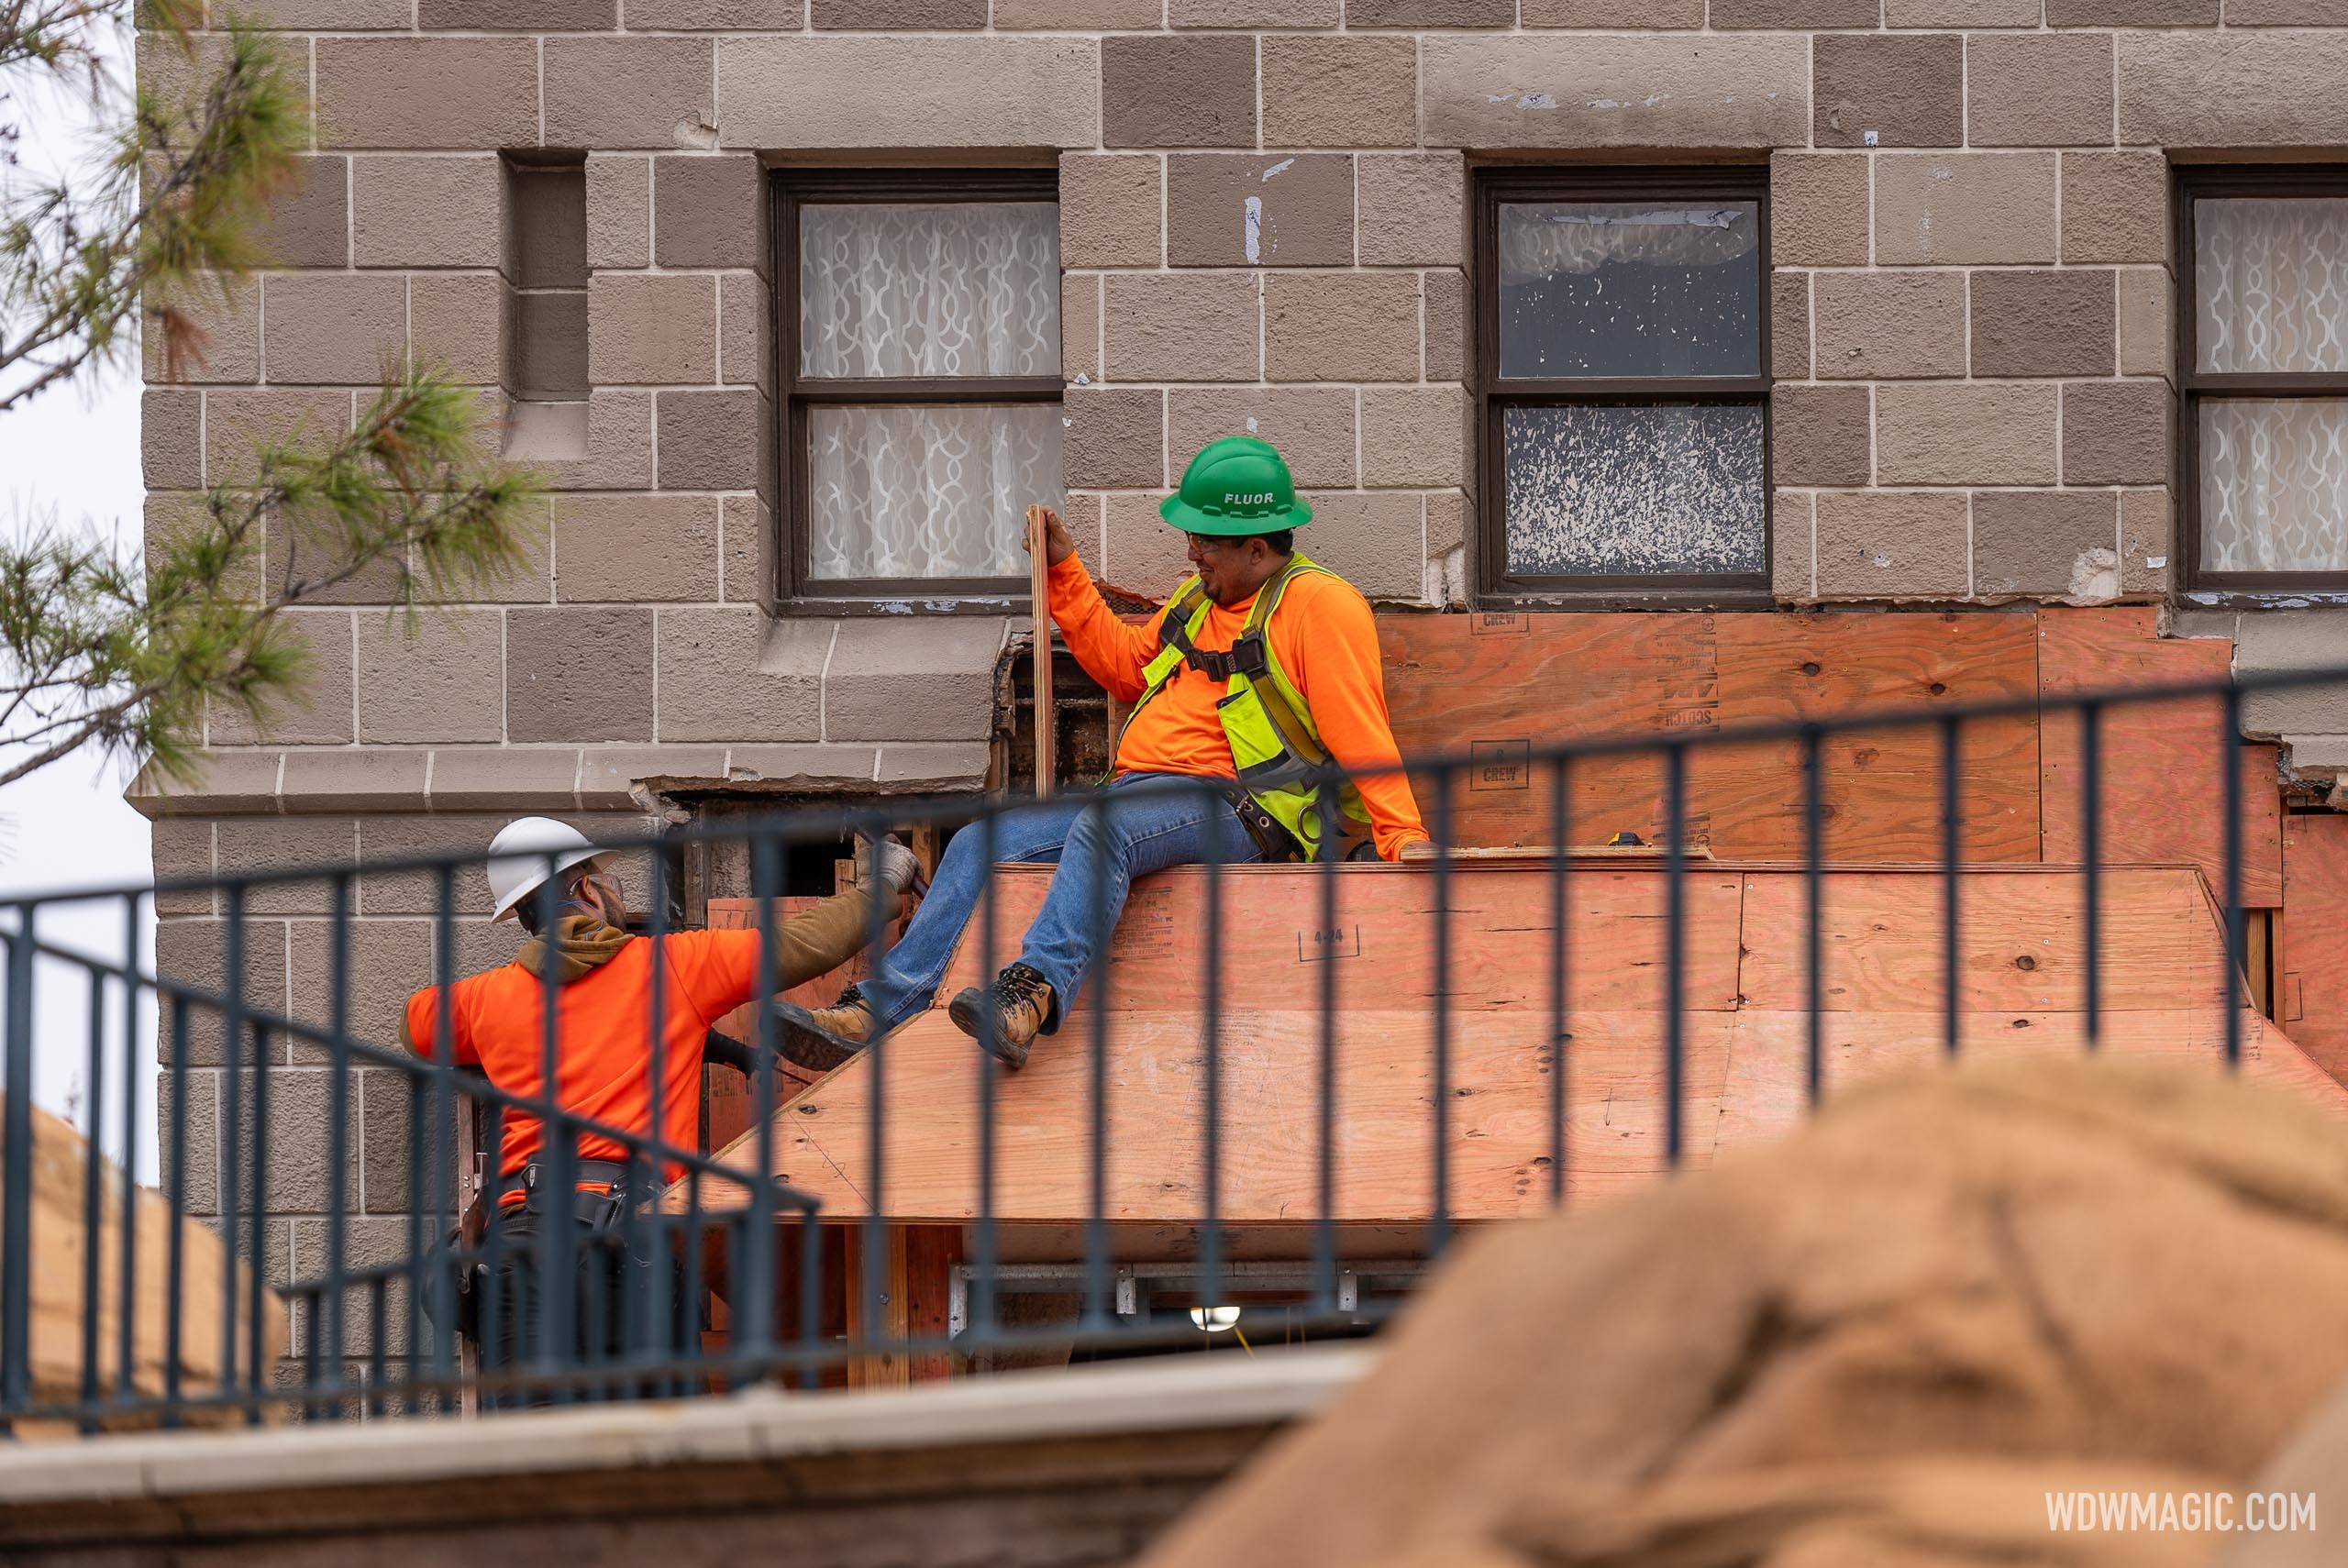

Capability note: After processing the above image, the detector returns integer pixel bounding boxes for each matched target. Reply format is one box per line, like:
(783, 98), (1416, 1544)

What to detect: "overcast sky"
(1, 21), (159, 1171)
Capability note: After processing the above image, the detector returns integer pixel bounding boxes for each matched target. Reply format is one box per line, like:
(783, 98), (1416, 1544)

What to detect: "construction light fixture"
(1190, 1306), (1242, 1332)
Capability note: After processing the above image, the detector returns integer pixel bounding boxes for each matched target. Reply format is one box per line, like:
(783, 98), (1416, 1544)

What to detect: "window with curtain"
(1475, 169), (1769, 604)
(2184, 170), (2348, 594)
(781, 171), (1062, 602)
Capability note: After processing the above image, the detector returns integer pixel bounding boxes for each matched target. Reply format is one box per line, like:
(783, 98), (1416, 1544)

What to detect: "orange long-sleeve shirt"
(1047, 553), (1430, 861)
(401, 891), (872, 1184)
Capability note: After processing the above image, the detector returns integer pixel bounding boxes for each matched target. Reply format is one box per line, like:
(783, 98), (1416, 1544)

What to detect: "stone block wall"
(148, 6), (2319, 745)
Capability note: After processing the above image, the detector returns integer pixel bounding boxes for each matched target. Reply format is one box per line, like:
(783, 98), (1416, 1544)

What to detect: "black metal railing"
(6, 662), (2348, 1432)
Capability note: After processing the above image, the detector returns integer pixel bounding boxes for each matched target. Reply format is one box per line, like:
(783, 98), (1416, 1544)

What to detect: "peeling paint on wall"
(2066, 547), (2121, 606)
(1244, 195), (1263, 264)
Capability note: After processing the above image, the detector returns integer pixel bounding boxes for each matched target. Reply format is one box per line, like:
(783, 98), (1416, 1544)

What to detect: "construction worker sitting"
(400, 815), (917, 1397)
(791, 436), (1432, 1071)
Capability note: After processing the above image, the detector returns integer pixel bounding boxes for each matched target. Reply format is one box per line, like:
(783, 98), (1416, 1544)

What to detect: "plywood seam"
(2030, 606), (2049, 866)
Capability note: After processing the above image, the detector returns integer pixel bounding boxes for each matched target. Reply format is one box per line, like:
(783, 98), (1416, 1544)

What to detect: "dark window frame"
(2176, 164), (2348, 602)
(771, 167), (1062, 613)
(1473, 166), (1773, 609)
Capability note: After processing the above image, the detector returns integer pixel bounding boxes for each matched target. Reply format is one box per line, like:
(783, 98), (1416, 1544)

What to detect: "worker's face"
(1186, 533), (1278, 607)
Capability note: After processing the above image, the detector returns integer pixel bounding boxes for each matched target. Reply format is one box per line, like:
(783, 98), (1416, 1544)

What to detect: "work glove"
(860, 835), (925, 895)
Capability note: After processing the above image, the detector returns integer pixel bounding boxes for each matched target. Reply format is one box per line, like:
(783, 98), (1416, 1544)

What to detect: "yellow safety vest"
(1123, 552), (1372, 861)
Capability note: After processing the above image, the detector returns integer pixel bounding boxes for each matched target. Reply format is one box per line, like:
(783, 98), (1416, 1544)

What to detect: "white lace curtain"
(799, 201), (1062, 581)
(2197, 198), (2348, 572)
(2197, 199), (2348, 374)
(2199, 400), (2348, 572)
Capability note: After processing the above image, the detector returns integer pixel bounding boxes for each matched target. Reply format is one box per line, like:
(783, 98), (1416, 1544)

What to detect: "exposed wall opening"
(503, 152), (589, 457)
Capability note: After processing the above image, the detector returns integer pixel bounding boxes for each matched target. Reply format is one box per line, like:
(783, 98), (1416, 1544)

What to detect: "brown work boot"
(770, 985), (872, 1072)
(948, 963), (1055, 1071)
(805, 984), (874, 1043)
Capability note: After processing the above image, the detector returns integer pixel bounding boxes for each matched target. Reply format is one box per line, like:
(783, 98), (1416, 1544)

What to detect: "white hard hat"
(484, 816), (609, 922)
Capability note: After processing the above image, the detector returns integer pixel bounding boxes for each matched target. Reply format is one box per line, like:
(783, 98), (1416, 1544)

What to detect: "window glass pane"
(2198, 397), (2348, 572)
(800, 202), (1059, 379)
(1502, 402), (1767, 578)
(1497, 201), (1761, 380)
(808, 403), (1063, 582)
(2196, 197), (2348, 373)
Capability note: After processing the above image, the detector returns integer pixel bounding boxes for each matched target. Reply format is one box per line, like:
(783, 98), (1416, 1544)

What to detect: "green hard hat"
(1158, 436), (1313, 536)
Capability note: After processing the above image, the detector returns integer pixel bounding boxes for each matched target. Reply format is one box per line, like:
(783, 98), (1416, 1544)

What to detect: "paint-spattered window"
(1475, 171), (1770, 604)
(778, 170), (1062, 606)
(2180, 168), (2348, 597)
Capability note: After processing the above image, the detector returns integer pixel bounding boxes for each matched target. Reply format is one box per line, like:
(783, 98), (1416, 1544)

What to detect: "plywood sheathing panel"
(1377, 611), (2039, 861)
(1706, 612), (2040, 861)
(1737, 867), (2227, 1014)
(934, 862), (1746, 1023)
(1712, 1007), (2344, 1156)
(2039, 606), (2285, 907)
(746, 1008), (1733, 1227)
(2281, 813), (2348, 1088)
(703, 864), (2348, 1225)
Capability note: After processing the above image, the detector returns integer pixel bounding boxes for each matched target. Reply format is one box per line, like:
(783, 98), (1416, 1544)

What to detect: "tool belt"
(494, 1157), (644, 1236)
(1221, 786), (1301, 865)
(437, 1158), (639, 1342)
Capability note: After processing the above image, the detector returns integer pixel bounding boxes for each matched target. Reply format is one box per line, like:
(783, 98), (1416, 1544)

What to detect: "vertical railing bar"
(860, 824), (891, 1353)
(217, 887), (245, 1415)
(324, 875), (353, 1401)
(974, 811), (1000, 1348)
(427, 863), (458, 1388)
(537, 860), (573, 1405)
(1, 905), (32, 1432)
(1941, 715), (1963, 1060)
(403, 1070), (425, 1414)
(116, 894), (142, 1408)
(1085, 799), (1111, 1330)
(1663, 745), (1687, 1172)
(245, 1021), (269, 1423)
(637, 842), (672, 1382)
(1430, 769), (1455, 1254)
(795, 1201), (821, 1390)
(2223, 687), (2245, 1070)
(1201, 780), (1224, 1320)
(162, 997), (189, 1427)
(2081, 701), (2104, 1050)
(79, 962), (105, 1432)
(1313, 780), (1338, 1309)
(300, 1286), (322, 1421)
(1548, 757), (1569, 1206)
(745, 831), (780, 1384)
(479, 1104), (507, 1399)
(1802, 726), (1825, 1110)
(680, 1175), (703, 1397)
(581, 1243), (608, 1402)
(367, 1275), (387, 1419)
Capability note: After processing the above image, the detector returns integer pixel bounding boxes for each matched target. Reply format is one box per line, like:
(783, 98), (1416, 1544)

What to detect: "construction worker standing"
(401, 816), (917, 1397)
(792, 436), (1431, 1071)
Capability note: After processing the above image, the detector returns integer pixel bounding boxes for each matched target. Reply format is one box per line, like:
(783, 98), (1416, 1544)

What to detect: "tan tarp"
(1140, 1057), (2348, 1568)
(0, 1095), (282, 1433)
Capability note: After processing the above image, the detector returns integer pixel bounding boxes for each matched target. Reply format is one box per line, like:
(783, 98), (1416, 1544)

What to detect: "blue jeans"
(868, 772), (1265, 1033)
